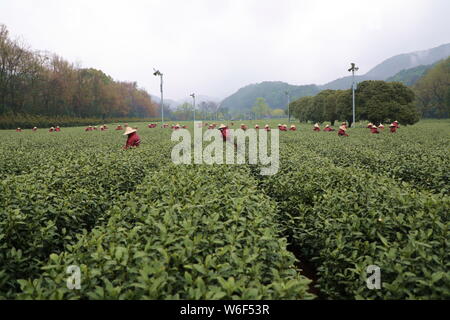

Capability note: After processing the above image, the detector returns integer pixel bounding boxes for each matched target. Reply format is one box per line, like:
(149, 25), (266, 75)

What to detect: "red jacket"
(124, 132), (141, 149)
(220, 128), (229, 141)
(313, 127), (320, 131)
(338, 129), (348, 136)
(324, 127), (333, 132)
(370, 127), (379, 134)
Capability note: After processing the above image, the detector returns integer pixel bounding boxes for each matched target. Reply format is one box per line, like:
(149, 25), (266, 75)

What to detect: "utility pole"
(285, 91), (291, 122)
(190, 93), (196, 122)
(348, 63), (359, 127)
(153, 69), (164, 125)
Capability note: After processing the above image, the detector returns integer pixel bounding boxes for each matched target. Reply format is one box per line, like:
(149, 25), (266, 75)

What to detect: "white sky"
(1, 0), (449, 100)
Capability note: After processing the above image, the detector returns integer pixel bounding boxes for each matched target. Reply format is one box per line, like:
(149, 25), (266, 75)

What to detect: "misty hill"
(150, 95), (180, 109)
(320, 43), (450, 90)
(220, 43), (450, 113)
(386, 63), (436, 86)
(220, 82), (320, 114)
(177, 94), (221, 105)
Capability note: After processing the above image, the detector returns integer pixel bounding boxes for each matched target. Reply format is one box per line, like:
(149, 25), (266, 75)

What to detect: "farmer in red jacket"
(338, 125), (348, 137)
(289, 125), (297, 131)
(390, 123), (397, 133)
(370, 125), (380, 134)
(255, 124), (260, 129)
(49, 127), (55, 132)
(32, 127), (37, 132)
(313, 123), (321, 131)
(240, 124), (248, 131)
(378, 123), (385, 130)
(324, 125), (333, 132)
(219, 124), (237, 150)
(123, 127), (141, 149)
(264, 124), (271, 131)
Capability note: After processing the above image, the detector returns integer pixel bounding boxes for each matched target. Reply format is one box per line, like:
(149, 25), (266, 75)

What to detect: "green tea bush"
(16, 165), (313, 300)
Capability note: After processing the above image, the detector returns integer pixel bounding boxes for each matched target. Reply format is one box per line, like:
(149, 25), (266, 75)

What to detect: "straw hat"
(265, 124), (269, 128)
(314, 123), (319, 127)
(219, 124), (227, 129)
(123, 127), (137, 135)
(278, 124), (282, 127)
(291, 124), (296, 128)
(325, 124), (330, 127)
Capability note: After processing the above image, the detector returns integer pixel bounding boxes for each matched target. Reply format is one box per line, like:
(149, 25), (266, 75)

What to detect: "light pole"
(348, 63), (359, 127)
(153, 69), (164, 125)
(285, 91), (291, 122)
(190, 93), (196, 122)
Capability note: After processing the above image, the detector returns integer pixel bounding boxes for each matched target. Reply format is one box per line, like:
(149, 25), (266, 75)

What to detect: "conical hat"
(123, 127), (137, 135)
(219, 124), (227, 129)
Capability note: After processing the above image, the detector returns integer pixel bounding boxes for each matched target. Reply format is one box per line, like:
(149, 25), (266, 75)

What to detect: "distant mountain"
(386, 63), (436, 86)
(220, 43), (450, 113)
(150, 95), (180, 109)
(320, 43), (450, 90)
(177, 94), (221, 105)
(220, 81), (320, 114)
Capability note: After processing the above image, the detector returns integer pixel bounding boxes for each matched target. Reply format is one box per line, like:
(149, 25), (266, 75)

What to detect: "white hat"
(123, 127), (137, 135)
(278, 124), (282, 126)
(219, 124), (227, 129)
(291, 124), (296, 127)
(265, 124), (269, 128)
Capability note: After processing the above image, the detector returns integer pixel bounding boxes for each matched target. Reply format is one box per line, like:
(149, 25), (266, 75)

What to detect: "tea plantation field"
(0, 120), (449, 300)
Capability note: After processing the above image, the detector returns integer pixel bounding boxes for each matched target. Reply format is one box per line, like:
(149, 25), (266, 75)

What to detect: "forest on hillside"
(0, 24), (158, 126)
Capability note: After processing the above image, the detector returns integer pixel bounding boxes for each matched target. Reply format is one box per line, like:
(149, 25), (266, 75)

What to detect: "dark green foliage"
(220, 81), (320, 115)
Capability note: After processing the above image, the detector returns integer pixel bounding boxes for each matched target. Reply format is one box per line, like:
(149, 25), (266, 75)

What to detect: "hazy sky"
(1, 0), (449, 100)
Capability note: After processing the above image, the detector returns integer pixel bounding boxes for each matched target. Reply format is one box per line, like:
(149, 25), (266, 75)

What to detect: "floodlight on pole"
(190, 93), (196, 122)
(153, 68), (164, 126)
(348, 63), (359, 127)
(285, 91), (291, 122)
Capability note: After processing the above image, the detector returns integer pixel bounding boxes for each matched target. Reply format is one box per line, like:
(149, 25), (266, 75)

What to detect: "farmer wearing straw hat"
(123, 127), (141, 150)
(290, 124), (297, 131)
(255, 124), (260, 129)
(370, 125), (380, 134)
(324, 124), (333, 132)
(240, 123), (247, 131)
(338, 124), (348, 137)
(367, 122), (373, 128)
(264, 124), (271, 131)
(55, 126), (61, 132)
(116, 124), (123, 130)
(49, 127), (55, 132)
(218, 124), (238, 150)
(32, 127), (37, 132)
(16, 128), (22, 132)
(389, 123), (397, 133)
(378, 123), (385, 130)
(277, 124), (283, 130)
(313, 123), (321, 131)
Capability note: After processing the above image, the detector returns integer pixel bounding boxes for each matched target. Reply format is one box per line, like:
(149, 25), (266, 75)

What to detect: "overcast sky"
(1, 0), (449, 100)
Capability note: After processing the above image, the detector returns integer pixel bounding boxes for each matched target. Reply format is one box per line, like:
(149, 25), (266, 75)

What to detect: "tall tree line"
(290, 80), (420, 126)
(0, 24), (158, 120)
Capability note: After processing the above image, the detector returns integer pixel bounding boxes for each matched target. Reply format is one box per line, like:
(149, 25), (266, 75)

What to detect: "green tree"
(251, 97), (271, 119)
(414, 57), (450, 118)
